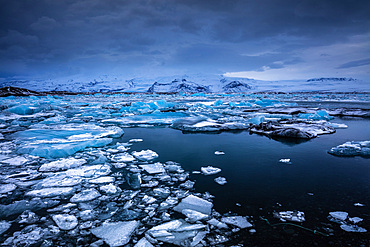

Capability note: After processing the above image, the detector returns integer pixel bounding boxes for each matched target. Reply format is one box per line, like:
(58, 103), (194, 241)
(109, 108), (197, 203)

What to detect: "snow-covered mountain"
(0, 74), (368, 93)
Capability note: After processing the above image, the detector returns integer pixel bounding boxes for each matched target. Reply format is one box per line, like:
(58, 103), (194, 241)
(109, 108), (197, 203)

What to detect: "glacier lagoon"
(0, 92), (369, 246)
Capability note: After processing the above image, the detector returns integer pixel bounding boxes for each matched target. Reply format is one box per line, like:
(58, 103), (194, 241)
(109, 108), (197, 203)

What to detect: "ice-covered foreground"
(0, 92), (368, 246)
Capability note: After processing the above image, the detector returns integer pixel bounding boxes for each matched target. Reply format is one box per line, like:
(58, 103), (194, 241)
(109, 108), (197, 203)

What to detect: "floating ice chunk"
(111, 153), (135, 162)
(279, 159), (292, 164)
(325, 122), (348, 129)
(39, 175), (83, 187)
(52, 214), (78, 230)
(134, 238), (154, 247)
(207, 218), (228, 229)
(129, 139), (143, 143)
(298, 110), (333, 120)
(100, 184), (121, 194)
(214, 151), (225, 155)
(1, 156), (28, 166)
(63, 164), (111, 178)
(340, 224), (367, 232)
(274, 211), (305, 222)
(182, 209), (209, 222)
(354, 203), (365, 207)
(132, 149), (159, 161)
(0, 221), (11, 235)
(214, 177), (227, 185)
(39, 157), (86, 172)
(180, 180), (195, 189)
(201, 166), (221, 175)
(349, 217), (363, 224)
(7, 105), (40, 115)
(329, 211), (348, 222)
(142, 195), (157, 204)
(89, 176), (115, 184)
(26, 187), (75, 198)
(91, 221), (139, 247)
(221, 216), (252, 228)
(140, 163), (165, 174)
(70, 189), (101, 202)
(328, 141), (370, 157)
(0, 183), (17, 193)
(126, 172), (141, 190)
(0, 199), (59, 218)
(174, 195), (213, 216)
(147, 219), (207, 246)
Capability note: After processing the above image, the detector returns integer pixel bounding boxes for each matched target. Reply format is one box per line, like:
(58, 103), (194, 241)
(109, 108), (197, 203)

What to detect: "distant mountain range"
(0, 75), (368, 93)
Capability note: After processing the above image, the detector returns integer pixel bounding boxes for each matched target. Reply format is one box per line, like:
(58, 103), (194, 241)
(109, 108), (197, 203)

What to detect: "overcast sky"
(1, 0), (369, 81)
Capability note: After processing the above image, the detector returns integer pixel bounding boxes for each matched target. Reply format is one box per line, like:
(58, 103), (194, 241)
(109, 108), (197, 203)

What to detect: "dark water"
(118, 118), (369, 246)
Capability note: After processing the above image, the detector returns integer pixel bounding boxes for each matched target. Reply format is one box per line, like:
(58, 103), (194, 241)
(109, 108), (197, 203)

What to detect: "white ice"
(201, 166), (221, 175)
(132, 150), (159, 161)
(52, 214), (78, 230)
(39, 157), (86, 172)
(70, 189), (101, 202)
(173, 195), (213, 216)
(139, 163), (165, 174)
(91, 221), (139, 247)
(221, 216), (252, 229)
(214, 177), (227, 185)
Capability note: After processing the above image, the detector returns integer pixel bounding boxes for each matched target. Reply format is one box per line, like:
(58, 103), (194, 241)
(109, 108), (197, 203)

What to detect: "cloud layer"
(1, 0), (369, 80)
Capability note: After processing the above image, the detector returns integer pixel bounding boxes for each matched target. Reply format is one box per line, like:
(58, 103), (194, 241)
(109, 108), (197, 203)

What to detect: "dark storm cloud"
(0, 0), (369, 78)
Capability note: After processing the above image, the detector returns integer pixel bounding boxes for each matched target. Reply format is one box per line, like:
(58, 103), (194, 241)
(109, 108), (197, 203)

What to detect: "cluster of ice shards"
(328, 211), (367, 233)
(328, 141), (370, 157)
(273, 211), (305, 222)
(0, 137), (253, 246)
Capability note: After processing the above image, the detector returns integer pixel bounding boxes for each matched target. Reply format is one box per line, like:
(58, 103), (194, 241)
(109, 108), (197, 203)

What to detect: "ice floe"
(39, 157), (86, 172)
(91, 221), (139, 246)
(52, 214), (78, 230)
(214, 177), (227, 185)
(70, 189), (101, 202)
(328, 141), (370, 157)
(140, 163), (165, 174)
(221, 216), (252, 229)
(132, 149), (159, 161)
(201, 166), (222, 175)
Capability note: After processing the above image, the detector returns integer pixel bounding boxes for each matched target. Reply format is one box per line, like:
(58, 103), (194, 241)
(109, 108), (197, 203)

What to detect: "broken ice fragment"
(39, 157), (86, 172)
(52, 214), (78, 230)
(70, 189), (101, 202)
(147, 219), (207, 246)
(1, 156), (29, 166)
(200, 166), (221, 175)
(0, 221), (11, 235)
(134, 238), (154, 247)
(110, 153), (135, 162)
(214, 151), (225, 155)
(129, 139), (143, 143)
(100, 184), (121, 194)
(39, 175), (83, 187)
(207, 218), (228, 229)
(221, 216), (252, 228)
(349, 217), (363, 224)
(180, 180), (195, 189)
(140, 163), (165, 174)
(329, 211), (348, 222)
(340, 224), (367, 233)
(88, 176), (115, 184)
(278, 158), (292, 164)
(274, 211), (305, 222)
(0, 183), (17, 193)
(214, 177), (227, 185)
(174, 195), (213, 216)
(91, 221), (139, 247)
(132, 149), (159, 161)
(354, 203), (365, 207)
(182, 209), (209, 222)
(26, 187), (75, 198)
